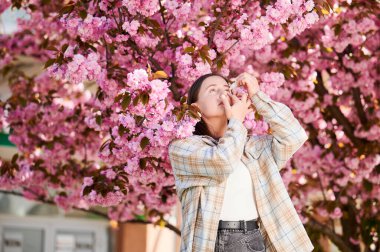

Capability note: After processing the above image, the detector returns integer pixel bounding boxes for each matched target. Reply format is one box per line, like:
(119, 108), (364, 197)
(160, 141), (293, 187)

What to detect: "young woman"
(168, 72), (314, 252)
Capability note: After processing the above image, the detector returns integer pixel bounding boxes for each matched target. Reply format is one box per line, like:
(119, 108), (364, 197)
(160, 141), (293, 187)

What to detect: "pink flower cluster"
(287, 12), (319, 38)
(54, 190), (89, 212)
(62, 14), (111, 42)
(0, 0), (10, 14)
(164, 0), (192, 25)
(259, 72), (285, 95)
(240, 17), (273, 50)
(322, 16), (377, 53)
(48, 52), (102, 84)
(83, 189), (125, 207)
(122, 20), (140, 36)
(122, 0), (160, 16)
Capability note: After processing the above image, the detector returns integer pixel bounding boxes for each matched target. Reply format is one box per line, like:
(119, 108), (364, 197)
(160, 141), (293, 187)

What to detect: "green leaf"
(82, 185), (92, 196)
(135, 214), (146, 221)
(199, 45), (211, 65)
(46, 141), (54, 150)
(333, 23), (342, 36)
(118, 125), (129, 137)
(150, 28), (162, 37)
(133, 94), (140, 106)
(12, 1), (22, 9)
(139, 158), (147, 169)
(96, 115), (102, 125)
(176, 110), (185, 121)
(114, 93), (123, 103)
(28, 4), (37, 11)
(184, 46), (195, 54)
(135, 115), (145, 125)
(57, 53), (64, 64)
(146, 18), (160, 29)
(140, 137), (150, 150)
(363, 179), (373, 192)
(46, 46), (58, 51)
(141, 93), (149, 105)
(121, 93), (131, 110)
(59, 191), (67, 197)
(215, 54), (226, 71)
(61, 43), (69, 53)
(60, 4), (75, 15)
(51, 176), (60, 184)
(11, 153), (18, 164)
(44, 58), (56, 69)
(79, 10), (87, 20)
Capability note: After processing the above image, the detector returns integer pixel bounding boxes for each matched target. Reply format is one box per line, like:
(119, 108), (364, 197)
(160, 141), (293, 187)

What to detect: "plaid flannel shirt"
(168, 90), (314, 252)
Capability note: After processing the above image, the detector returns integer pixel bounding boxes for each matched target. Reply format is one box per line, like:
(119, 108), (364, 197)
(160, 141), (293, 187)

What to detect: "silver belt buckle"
(240, 220), (247, 234)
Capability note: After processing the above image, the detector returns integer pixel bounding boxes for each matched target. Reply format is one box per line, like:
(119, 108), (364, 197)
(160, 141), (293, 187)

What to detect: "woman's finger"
(220, 94), (231, 110)
(242, 93), (248, 104)
(227, 93), (239, 103)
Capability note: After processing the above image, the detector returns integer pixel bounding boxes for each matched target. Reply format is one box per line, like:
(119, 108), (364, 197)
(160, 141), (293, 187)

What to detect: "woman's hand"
(233, 72), (260, 98)
(220, 92), (253, 123)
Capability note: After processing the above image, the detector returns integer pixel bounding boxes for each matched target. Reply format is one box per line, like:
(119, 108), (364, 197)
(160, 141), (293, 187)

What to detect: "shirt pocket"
(246, 137), (267, 160)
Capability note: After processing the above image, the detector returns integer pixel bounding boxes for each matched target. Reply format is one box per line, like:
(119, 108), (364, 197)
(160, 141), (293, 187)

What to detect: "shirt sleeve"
(168, 117), (247, 181)
(248, 90), (309, 170)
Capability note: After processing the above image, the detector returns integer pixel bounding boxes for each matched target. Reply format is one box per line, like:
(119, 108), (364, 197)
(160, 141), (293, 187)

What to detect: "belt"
(218, 219), (259, 233)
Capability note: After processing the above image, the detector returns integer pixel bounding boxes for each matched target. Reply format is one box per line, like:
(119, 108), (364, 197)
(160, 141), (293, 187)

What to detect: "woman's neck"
(205, 117), (228, 139)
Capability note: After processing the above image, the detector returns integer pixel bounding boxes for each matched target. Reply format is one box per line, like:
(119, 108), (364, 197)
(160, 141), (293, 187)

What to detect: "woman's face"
(191, 75), (232, 118)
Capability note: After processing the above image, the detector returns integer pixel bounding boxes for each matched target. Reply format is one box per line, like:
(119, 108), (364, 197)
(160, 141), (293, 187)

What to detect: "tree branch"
(208, 0), (231, 48)
(302, 210), (356, 252)
(158, 0), (172, 47)
(351, 87), (368, 126)
(315, 71), (363, 147)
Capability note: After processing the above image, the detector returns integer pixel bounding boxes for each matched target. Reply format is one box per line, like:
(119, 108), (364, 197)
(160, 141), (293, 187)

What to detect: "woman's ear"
(191, 102), (199, 110)
(191, 102), (202, 119)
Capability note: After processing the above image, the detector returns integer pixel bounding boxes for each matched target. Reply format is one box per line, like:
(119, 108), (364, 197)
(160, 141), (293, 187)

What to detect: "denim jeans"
(214, 227), (266, 252)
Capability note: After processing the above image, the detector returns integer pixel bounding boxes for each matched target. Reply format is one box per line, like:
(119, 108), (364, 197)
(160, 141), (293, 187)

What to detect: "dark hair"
(186, 72), (230, 140)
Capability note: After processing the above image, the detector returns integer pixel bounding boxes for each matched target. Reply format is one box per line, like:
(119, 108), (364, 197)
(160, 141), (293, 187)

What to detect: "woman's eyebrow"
(206, 83), (230, 90)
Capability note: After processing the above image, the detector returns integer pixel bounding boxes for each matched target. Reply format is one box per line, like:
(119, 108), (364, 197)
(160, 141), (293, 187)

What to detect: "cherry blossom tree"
(0, 0), (378, 251)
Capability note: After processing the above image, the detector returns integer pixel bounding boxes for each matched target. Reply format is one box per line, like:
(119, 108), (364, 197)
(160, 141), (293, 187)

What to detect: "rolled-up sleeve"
(249, 90), (309, 170)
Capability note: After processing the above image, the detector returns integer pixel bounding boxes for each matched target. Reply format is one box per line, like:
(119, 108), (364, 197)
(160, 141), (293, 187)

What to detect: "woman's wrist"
(248, 89), (260, 99)
(229, 116), (244, 123)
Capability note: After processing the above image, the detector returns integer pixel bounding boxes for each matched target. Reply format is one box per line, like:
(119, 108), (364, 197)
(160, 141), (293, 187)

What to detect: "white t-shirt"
(219, 159), (259, 221)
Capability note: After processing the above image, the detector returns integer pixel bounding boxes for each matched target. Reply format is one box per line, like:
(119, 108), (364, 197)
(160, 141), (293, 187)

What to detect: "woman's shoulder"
(168, 135), (213, 149)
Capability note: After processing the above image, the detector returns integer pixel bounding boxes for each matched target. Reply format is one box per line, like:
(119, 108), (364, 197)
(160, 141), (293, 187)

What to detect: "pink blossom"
(121, 0), (160, 16)
(104, 169), (117, 180)
(304, 0), (315, 11)
(122, 20), (140, 36)
(304, 12), (319, 25)
(83, 177), (94, 186)
(0, 0), (11, 14)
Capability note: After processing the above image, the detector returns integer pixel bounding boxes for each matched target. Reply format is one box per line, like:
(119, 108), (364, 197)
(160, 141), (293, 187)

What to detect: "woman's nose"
(220, 89), (229, 95)
(219, 90), (230, 102)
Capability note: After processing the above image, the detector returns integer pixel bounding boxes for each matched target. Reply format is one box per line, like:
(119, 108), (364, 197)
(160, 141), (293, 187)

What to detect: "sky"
(0, 6), (29, 34)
